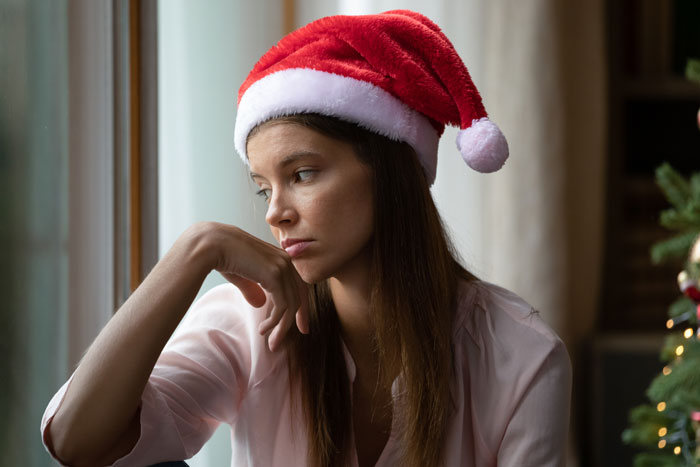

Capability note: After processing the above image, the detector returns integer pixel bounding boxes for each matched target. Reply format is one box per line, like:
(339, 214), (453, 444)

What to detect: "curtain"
(1, 1), (70, 464)
(464, 3), (607, 463)
(1, 0), (117, 465)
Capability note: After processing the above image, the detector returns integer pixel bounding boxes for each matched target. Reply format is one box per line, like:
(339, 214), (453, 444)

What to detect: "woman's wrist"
(179, 221), (221, 277)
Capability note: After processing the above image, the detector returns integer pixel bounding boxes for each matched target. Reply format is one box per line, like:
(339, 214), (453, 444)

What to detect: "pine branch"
(624, 404), (673, 445)
(633, 451), (684, 467)
(659, 202), (700, 231)
(668, 297), (695, 322)
(690, 173), (700, 201)
(648, 356), (700, 408)
(651, 231), (700, 264)
(686, 59), (700, 85)
(655, 163), (691, 210)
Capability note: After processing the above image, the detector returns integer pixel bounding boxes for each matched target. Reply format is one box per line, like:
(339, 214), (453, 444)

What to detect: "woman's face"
(247, 122), (374, 284)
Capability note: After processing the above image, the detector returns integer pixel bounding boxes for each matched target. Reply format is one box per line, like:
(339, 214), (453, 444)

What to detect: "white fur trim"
(235, 68), (440, 183)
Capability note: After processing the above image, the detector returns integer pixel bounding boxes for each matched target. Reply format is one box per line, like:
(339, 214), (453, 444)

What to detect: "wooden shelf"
(621, 77), (700, 100)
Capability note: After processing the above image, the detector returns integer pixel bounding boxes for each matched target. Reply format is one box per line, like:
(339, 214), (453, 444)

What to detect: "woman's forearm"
(48, 223), (215, 465)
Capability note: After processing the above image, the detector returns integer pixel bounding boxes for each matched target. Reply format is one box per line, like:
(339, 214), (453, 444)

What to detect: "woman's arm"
(496, 341), (572, 466)
(47, 222), (307, 466)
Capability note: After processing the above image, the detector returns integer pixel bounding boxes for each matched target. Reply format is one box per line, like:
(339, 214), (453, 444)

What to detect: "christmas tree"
(622, 59), (700, 467)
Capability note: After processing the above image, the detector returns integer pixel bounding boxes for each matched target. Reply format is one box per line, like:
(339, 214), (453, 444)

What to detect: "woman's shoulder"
(453, 278), (569, 377)
(455, 279), (564, 346)
(451, 279), (572, 458)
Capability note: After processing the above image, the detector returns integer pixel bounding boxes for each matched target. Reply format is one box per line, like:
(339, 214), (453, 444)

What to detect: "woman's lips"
(284, 240), (313, 258)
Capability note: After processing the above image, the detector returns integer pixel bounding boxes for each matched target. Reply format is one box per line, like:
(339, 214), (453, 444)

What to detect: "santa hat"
(234, 10), (508, 184)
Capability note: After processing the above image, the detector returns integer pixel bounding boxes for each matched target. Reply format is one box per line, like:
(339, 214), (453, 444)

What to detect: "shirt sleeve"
(40, 284), (255, 466)
(496, 340), (572, 466)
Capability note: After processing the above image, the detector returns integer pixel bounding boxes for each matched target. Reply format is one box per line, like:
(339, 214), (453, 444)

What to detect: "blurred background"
(1, 0), (699, 465)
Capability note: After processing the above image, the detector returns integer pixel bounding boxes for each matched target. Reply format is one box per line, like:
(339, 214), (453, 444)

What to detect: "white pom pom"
(455, 118), (509, 173)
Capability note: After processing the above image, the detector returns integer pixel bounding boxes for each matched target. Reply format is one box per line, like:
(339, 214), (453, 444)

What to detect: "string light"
(662, 366), (672, 376)
(674, 446), (681, 455)
(684, 328), (694, 339)
(658, 427), (668, 436)
(666, 319), (674, 329)
(676, 345), (684, 356)
(658, 439), (667, 448)
(657, 402), (667, 412)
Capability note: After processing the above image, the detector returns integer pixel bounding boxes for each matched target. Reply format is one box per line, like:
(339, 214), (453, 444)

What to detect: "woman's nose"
(265, 190), (296, 226)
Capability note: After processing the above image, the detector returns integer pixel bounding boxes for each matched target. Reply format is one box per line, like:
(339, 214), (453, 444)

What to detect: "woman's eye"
(295, 170), (315, 182)
(256, 188), (271, 202)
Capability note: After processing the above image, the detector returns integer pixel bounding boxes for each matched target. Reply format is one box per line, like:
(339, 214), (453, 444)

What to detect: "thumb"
(221, 272), (267, 308)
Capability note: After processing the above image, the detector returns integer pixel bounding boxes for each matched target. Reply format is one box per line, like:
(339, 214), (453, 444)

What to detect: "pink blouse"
(41, 279), (571, 466)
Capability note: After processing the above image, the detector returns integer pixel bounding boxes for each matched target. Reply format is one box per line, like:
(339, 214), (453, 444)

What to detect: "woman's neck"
(329, 268), (376, 373)
(330, 274), (370, 340)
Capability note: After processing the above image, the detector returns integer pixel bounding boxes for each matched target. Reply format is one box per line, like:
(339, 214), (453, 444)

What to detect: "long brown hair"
(249, 114), (477, 466)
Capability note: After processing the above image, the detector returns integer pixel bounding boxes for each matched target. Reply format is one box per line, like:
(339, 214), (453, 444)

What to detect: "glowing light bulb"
(667, 319), (674, 329)
(659, 427), (667, 436)
(662, 366), (672, 375)
(676, 345), (684, 356)
(685, 328), (694, 338)
(674, 446), (681, 455)
(658, 439), (667, 448)
(657, 402), (667, 412)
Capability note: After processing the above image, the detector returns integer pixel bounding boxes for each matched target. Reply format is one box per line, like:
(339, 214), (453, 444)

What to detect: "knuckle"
(268, 262), (284, 278)
(276, 255), (291, 270)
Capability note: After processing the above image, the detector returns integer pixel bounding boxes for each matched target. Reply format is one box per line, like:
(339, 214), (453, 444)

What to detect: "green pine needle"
(686, 59), (700, 85)
(691, 173), (700, 201)
(633, 451), (684, 467)
(655, 163), (691, 210)
(648, 355), (700, 406)
(668, 296), (696, 323)
(651, 231), (699, 264)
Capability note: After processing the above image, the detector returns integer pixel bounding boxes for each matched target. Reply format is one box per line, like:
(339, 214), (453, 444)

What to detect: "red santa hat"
(234, 9), (508, 184)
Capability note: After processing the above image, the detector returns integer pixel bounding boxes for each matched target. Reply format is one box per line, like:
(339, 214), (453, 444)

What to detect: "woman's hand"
(201, 222), (309, 351)
(47, 221), (308, 465)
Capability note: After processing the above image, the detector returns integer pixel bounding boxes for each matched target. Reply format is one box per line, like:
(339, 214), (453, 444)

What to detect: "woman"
(41, 10), (571, 467)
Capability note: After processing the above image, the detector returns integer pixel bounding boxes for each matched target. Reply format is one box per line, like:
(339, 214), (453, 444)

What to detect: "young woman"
(42, 10), (571, 467)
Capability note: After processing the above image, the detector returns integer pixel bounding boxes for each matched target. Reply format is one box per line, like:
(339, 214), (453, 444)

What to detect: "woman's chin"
(299, 271), (328, 285)
(293, 262), (329, 285)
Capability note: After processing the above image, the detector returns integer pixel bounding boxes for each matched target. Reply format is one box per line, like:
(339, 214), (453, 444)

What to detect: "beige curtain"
(446, 2), (607, 465)
(477, 0), (607, 358)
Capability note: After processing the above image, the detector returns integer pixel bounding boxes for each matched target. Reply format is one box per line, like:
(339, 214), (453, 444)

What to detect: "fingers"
(221, 273), (267, 308)
(265, 277), (309, 352)
(256, 254), (309, 350)
(225, 266), (305, 351)
(268, 302), (297, 352)
(214, 226), (308, 351)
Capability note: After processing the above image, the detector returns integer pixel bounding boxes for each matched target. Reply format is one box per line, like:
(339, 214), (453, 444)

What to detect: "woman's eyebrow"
(249, 150), (321, 181)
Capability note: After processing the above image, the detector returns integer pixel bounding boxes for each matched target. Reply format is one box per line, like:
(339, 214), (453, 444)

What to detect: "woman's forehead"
(248, 124), (321, 161)
(247, 123), (354, 175)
